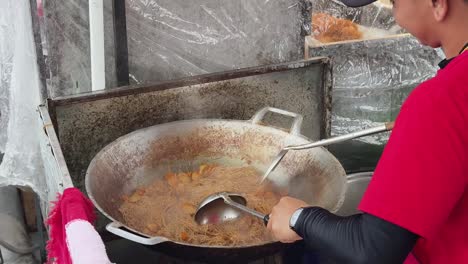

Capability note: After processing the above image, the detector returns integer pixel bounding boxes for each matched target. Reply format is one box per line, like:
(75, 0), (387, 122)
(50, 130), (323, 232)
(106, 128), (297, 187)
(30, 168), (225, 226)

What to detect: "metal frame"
(112, 0), (130, 86)
(29, 0), (49, 100)
(38, 105), (74, 191)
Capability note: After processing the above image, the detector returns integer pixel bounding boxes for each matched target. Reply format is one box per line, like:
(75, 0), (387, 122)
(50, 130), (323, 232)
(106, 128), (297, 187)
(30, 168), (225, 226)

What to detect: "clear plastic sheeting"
(126, 0), (310, 84)
(309, 0), (404, 49)
(43, 0), (118, 97)
(0, 0), (47, 200)
(309, 0), (443, 170)
(307, 1), (443, 145)
(43, 0), (310, 95)
(311, 0), (401, 38)
(319, 36), (442, 144)
(324, 35), (442, 144)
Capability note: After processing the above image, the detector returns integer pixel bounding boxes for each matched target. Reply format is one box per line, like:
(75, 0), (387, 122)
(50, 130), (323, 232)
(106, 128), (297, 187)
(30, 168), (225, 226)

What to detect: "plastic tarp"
(125, 0), (310, 84)
(0, 0), (47, 199)
(308, 0), (443, 145)
(311, 0), (401, 38)
(43, 0), (310, 96)
(305, 0), (443, 171)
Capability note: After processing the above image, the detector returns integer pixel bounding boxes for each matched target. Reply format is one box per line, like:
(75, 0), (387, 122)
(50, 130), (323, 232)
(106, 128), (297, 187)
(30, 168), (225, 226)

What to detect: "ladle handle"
(224, 196), (268, 225)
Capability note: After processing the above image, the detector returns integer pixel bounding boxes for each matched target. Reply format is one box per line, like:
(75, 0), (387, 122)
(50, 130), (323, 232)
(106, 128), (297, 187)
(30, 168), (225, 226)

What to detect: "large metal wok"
(85, 107), (347, 262)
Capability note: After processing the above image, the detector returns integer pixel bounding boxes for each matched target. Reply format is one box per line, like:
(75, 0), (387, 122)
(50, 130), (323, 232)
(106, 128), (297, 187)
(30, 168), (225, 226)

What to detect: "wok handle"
(106, 222), (168, 245)
(251, 107), (303, 136)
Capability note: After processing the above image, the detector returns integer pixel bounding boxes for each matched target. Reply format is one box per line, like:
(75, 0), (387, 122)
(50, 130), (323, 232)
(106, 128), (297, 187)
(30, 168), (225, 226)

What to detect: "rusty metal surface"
(48, 58), (333, 196)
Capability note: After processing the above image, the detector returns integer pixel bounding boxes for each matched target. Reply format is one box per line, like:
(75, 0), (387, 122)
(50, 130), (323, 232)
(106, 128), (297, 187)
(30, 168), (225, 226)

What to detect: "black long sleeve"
(294, 207), (419, 264)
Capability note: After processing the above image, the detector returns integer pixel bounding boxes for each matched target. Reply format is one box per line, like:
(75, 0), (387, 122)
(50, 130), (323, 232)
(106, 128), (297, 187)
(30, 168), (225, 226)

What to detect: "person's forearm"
(294, 207), (418, 264)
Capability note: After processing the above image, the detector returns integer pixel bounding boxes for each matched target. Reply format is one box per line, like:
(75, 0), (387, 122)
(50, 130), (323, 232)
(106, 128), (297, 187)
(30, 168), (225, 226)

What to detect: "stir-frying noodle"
(119, 164), (285, 246)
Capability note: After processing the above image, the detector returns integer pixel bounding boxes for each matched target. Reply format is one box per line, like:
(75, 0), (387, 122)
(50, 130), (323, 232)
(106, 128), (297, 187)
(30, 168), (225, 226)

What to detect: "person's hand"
(267, 196), (308, 243)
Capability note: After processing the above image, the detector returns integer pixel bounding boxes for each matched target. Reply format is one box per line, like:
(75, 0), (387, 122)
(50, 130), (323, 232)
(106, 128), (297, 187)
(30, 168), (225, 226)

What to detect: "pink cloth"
(37, 0), (43, 17)
(46, 188), (112, 264)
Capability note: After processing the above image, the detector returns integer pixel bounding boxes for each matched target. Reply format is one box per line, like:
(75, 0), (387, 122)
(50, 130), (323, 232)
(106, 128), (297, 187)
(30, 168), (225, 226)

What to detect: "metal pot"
(85, 107), (347, 262)
(336, 172), (373, 217)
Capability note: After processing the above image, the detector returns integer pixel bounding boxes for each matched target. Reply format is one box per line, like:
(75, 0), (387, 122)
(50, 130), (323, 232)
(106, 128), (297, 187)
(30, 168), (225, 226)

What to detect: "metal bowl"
(336, 172), (373, 216)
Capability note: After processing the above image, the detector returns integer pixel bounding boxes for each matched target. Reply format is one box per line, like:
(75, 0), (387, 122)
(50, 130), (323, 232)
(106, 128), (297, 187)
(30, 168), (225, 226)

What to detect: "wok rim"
(85, 117), (347, 248)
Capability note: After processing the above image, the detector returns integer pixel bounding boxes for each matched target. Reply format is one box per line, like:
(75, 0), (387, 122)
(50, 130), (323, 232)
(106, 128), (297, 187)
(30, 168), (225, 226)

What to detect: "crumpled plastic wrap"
(325, 38), (442, 146)
(43, 0), (310, 94)
(307, 0), (443, 146)
(0, 0), (47, 200)
(44, 0), (118, 97)
(305, 0), (444, 171)
(311, 0), (401, 37)
(126, 0), (310, 84)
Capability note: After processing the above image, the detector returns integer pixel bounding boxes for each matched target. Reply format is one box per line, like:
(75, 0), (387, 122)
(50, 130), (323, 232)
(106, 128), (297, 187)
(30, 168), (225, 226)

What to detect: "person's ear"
(431, 0), (449, 22)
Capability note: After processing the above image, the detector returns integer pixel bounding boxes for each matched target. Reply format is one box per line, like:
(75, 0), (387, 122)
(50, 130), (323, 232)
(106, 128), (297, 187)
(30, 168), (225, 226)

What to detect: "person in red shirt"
(267, 0), (468, 263)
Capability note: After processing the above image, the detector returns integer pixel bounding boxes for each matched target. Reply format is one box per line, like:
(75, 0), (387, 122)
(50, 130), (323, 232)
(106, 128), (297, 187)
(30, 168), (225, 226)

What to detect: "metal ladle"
(195, 192), (269, 226)
(260, 121), (395, 183)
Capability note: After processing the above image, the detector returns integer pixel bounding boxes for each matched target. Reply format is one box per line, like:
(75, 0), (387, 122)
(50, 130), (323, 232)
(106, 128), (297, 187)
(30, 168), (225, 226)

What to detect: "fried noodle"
(119, 164), (284, 246)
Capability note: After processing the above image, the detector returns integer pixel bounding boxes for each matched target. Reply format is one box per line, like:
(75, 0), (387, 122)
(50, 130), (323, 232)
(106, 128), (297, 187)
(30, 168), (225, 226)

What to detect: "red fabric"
(404, 253), (420, 264)
(46, 188), (97, 264)
(359, 50), (468, 264)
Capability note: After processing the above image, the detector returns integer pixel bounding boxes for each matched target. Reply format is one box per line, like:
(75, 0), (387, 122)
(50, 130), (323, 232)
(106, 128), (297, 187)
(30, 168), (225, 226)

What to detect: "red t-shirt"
(359, 50), (468, 264)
